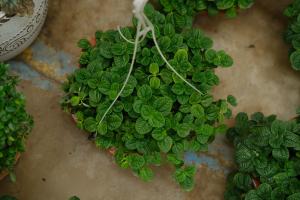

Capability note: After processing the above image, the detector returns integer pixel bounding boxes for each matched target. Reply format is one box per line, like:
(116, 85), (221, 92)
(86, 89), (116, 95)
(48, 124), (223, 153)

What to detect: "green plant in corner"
(224, 112), (300, 200)
(69, 196), (80, 200)
(0, 63), (33, 181)
(0, 195), (81, 200)
(284, 0), (300, 70)
(0, 196), (17, 200)
(61, 4), (235, 191)
(157, 0), (255, 29)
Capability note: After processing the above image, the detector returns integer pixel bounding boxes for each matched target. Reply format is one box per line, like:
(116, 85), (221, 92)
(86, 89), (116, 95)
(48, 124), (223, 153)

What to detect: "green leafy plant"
(0, 196), (17, 200)
(61, 4), (235, 191)
(0, 63), (33, 179)
(224, 112), (300, 200)
(157, 0), (255, 29)
(284, 0), (300, 70)
(0, 0), (34, 16)
(0, 195), (80, 200)
(69, 196), (80, 200)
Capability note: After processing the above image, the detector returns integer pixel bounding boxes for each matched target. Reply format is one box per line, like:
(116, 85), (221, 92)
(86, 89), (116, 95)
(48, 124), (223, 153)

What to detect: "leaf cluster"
(225, 112), (300, 200)
(69, 196), (80, 200)
(61, 4), (235, 191)
(0, 196), (17, 200)
(284, 0), (300, 70)
(0, 63), (33, 173)
(158, 0), (255, 29)
(0, 195), (80, 200)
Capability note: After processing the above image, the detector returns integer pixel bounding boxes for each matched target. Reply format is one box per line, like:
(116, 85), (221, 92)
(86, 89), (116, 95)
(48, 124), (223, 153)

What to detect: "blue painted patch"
(183, 136), (234, 172)
(209, 136), (234, 162)
(30, 40), (76, 77)
(185, 152), (230, 174)
(8, 60), (54, 90)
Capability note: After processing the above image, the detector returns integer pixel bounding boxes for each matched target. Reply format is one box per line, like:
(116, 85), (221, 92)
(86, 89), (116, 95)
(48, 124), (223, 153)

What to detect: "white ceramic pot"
(0, 0), (48, 61)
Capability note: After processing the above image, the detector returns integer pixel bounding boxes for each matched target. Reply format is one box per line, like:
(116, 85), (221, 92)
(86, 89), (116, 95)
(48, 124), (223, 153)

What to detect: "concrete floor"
(1, 0), (300, 199)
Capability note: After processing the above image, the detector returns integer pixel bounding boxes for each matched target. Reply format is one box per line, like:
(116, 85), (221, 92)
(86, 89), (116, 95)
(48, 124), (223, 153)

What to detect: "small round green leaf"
(70, 96), (80, 106)
(150, 77), (161, 89)
(128, 154), (145, 170)
(151, 129), (167, 141)
(97, 122), (108, 135)
(153, 97), (173, 115)
(290, 51), (300, 70)
(84, 117), (97, 132)
(135, 117), (152, 135)
(149, 63), (159, 75)
(191, 104), (205, 119)
(227, 95), (237, 107)
(176, 123), (191, 138)
(158, 136), (173, 153)
(69, 196), (81, 200)
(133, 100), (143, 113)
(272, 147), (289, 161)
(148, 112), (165, 128)
(172, 142), (184, 154)
(138, 167), (154, 182)
(137, 85), (152, 100)
(172, 83), (185, 95)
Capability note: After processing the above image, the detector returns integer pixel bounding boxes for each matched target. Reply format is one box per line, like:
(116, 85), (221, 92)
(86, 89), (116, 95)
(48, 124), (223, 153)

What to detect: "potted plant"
(224, 112), (300, 199)
(0, 0), (48, 61)
(156, 0), (255, 29)
(0, 63), (33, 181)
(61, 3), (236, 191)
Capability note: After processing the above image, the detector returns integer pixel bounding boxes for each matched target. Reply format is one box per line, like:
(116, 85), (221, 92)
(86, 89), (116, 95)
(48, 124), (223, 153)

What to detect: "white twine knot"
(133, 0), (148, 24)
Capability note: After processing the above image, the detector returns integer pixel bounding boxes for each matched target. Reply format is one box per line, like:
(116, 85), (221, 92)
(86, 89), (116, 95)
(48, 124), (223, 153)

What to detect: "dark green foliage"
(284, 0), (300, 70)
(69, 196), (80, 200)
(158, 0), (255, 29)
(0, 63), (33, 175)
(227, 95), (237, 107)
(0, 196), (81, 200)
(0, 196), (17, 200)
(225, 112), (300, 200)
(61, 4), (235, 191)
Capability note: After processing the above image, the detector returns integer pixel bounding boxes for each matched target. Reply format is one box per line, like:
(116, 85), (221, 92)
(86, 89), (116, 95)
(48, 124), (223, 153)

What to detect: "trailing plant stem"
(96, 22), (142, 136)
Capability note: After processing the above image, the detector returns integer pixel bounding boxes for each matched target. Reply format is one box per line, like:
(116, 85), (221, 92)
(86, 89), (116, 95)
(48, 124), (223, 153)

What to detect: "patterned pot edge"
(0, 0), (48, 61)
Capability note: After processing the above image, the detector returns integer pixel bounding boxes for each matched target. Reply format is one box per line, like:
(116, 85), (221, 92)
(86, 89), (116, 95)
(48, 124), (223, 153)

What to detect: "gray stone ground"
(1, 1), (299, 199)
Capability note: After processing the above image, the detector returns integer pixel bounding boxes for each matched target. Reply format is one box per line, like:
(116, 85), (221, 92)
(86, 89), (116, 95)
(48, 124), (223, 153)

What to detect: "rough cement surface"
(1, 0), (300, 199)
(0, 82), (225, 200)
(196, 0), (300, 120)
(41, 0), (133, 57)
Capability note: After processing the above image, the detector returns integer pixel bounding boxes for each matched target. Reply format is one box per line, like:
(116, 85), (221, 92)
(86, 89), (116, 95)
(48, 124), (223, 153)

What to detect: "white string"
(133, 0), (148, 28)
(143, 14), (203, 95)
(96, 0), (202, 134)
(117, 26), (150, 45)
(117, 27), (135, 44)
(95, 22), (142, 136)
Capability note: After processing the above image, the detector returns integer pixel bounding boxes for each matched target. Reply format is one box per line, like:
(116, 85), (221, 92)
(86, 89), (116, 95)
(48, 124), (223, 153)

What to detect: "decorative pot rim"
(0, 0), (48, 61)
